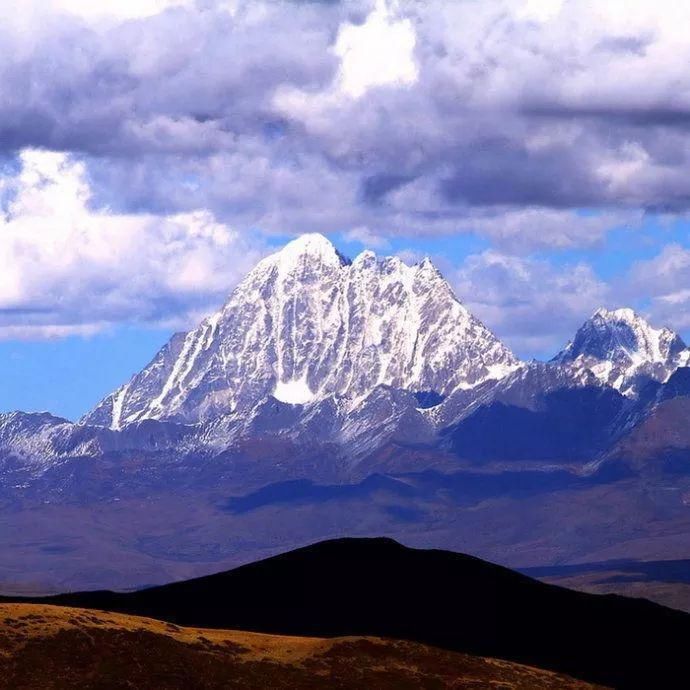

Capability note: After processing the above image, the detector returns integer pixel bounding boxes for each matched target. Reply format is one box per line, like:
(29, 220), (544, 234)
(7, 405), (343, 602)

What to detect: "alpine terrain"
(84, 233), (518, 428)
(1, 234), (690, 604)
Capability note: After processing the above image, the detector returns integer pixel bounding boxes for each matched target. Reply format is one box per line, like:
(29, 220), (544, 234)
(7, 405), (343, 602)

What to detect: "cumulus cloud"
(342, 226), (391, 249)
(625, 244), (690, 332)
(460, 209), (640, 253)
(0, 150), (263, 338)
(451, 237), (690, 354)
(2, 0), (690, 243)
(334, 0), (418, 99)
(52, 0), (193, 21)
(1, 0), (690, 340)
(453, 251), (610, 356)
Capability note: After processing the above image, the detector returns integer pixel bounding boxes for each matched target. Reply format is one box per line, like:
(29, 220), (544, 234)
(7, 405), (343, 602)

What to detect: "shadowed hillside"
(8, 537), (689, 689)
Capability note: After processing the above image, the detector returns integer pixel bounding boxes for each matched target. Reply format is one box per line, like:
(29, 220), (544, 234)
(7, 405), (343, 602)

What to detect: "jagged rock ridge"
(83, 234), (519, 428)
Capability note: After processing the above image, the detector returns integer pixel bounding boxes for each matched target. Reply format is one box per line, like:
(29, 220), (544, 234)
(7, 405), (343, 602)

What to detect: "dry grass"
(0, 603), (606, 689)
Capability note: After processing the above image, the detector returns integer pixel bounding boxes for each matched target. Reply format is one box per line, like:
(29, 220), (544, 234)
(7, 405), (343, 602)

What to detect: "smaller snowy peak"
(562, 307), (686, 364)
(417, 256), (439, 273)
(554, 307), (689, 395)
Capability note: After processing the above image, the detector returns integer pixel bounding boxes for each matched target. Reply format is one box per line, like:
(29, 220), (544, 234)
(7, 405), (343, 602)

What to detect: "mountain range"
(1, 234), (690, 597)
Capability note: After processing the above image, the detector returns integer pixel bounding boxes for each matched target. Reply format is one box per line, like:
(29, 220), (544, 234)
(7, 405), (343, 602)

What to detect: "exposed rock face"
(83, 234), (518, 428)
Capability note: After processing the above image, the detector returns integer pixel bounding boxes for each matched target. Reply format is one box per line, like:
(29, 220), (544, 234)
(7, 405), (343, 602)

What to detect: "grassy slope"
(0, 603), (604, 690)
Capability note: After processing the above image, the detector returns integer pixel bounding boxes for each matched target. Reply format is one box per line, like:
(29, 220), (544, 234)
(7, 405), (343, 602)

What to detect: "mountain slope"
(0, 603), (603, 690)
(17, 537), (690, 689)
(83, 234), (518, 428)
(9, 237), (689, 476)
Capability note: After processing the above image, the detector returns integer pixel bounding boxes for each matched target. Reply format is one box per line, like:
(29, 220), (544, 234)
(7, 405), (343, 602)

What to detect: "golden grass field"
(0, 603), (606, 689)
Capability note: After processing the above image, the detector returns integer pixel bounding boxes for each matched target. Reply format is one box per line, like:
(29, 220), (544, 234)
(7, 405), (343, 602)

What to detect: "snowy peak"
(562, 307), (687, 366)
(266, 233), (349, 269)
(554, 307), (689, 395)
(83, 235), (519, 428)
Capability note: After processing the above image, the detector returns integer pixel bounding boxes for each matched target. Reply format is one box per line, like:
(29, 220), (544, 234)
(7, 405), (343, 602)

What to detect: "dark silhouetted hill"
(7, 537), (689, 689)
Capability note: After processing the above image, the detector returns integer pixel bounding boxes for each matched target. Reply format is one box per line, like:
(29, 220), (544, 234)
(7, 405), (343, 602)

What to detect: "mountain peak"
(353, 248), (377, 266)
(416, 255), (442, 277)
(555, 306), (688, 395)
(593, 306), (639, 322)
(273, 233), (348, 267)
(83, 234), (517, 427)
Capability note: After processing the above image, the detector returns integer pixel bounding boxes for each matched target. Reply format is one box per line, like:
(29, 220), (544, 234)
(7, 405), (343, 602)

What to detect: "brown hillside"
(0, 603), (604, 689)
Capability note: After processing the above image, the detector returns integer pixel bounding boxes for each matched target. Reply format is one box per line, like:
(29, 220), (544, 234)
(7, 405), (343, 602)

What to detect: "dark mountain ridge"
(6, 538), (688, 689)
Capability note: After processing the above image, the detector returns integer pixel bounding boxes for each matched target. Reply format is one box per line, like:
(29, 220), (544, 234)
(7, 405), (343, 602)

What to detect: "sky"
(1, 0), (690, 420)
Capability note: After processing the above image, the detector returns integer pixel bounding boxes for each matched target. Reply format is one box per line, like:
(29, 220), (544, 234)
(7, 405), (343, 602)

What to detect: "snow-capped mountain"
(83, 234), (519, 429)
(552, 307), (690, 396)
(3, 234), (690, 595)
(2, 233), (690, 487)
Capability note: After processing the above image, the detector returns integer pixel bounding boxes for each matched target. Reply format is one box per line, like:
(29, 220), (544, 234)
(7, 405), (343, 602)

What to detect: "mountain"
(553, 307), (690, 396)
(2, 234), (690, 602)
(10, 237), (690, 475)
(11, 537), (689, 689)
(0, 603), (600, 690)
(83, 234), (518, 428)
(523, 557), (690, 615)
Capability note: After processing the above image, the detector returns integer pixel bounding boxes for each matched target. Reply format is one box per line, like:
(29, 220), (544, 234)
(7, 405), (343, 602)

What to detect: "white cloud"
(518, 0), (563, 23)
(0, 149), (264, 339)
(273, 0), (418, 121)
(0, 0), (194, 36)
(52, 0), (192, 21)
(334, 0), (418, 99)
(342, 226), (391, 249)
(626, 244), (690, 332)
(460, 209), (639, 253)
(453, 250), (609, 357)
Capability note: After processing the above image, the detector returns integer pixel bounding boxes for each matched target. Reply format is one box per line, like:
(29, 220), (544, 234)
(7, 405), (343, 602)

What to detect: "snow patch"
(486, 362), (521, 381)
(110, 383), (130, 431)
(273, 377), (315, 405)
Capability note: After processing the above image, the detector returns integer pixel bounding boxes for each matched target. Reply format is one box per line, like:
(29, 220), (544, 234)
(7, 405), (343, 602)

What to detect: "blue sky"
(0, 0), (690, 419)
(0, 329), (171, 420)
